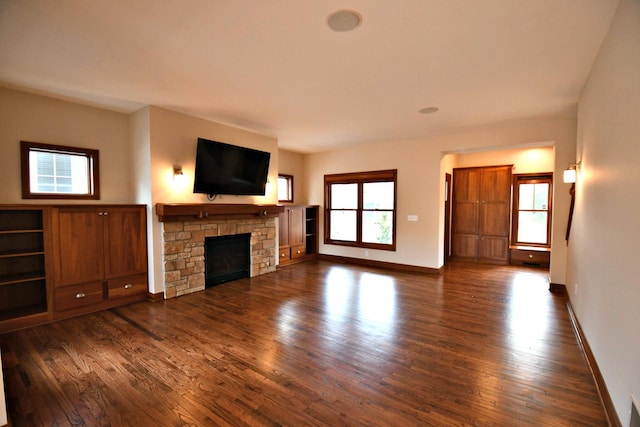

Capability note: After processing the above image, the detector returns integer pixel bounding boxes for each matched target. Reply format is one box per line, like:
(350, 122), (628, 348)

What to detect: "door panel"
(452, 234), (478, 258)
(481, 202), (511, 236)
(278, 211), (290, 247)
(454, 169), (481, 203)
(478, 236), (510, 262)
(453, 203), (479, 235)
(55, 208), (104, 286)
(104, 207), (147, 278)
(288, 207), (305, 247)
(481, 167), (512, 202)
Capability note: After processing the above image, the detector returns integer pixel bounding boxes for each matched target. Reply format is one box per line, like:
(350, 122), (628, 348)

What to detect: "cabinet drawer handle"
(297, 250), (301, 254)
(75, 292), (86, 299)
(124, 283), (133, 289)
(280, 253), (286, 257)
(528, 254), (534, 259)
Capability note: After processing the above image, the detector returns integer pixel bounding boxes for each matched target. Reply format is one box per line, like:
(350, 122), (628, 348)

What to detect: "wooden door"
(452, 168), (481, 258)
(478, 166), (511, 262)
(444, 173), (452, 263)
(452, 165), (512, 263)
(54, 207), (104, 286)
(103, 206), (147, 279)
(288, 207), (305, 247)
(278, 210), (290, 248)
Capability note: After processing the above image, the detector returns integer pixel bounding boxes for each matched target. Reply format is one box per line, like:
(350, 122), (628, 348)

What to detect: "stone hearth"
(157, 204), (280, 299)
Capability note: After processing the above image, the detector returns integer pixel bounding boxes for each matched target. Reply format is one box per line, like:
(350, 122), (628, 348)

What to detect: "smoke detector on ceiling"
(327, 10), (362, 32)
(419, 107), (439, 114)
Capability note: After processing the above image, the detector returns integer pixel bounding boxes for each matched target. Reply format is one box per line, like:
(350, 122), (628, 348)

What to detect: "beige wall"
(129, 107), (155, 292)
(572, 0), (639, 423)
(141, 106), (279, 294)
(449, 146), (554, 173)
(277, 149), (306, 204)
(147, 106), (278, 206)
(305, 116), (575, 283)
(0, 87), (132, 204)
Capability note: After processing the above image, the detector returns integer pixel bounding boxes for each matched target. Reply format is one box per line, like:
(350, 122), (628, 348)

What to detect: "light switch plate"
(407, 215), (419, 222)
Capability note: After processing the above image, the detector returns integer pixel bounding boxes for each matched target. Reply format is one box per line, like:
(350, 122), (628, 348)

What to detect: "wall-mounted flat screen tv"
(193, 138), (271, 197)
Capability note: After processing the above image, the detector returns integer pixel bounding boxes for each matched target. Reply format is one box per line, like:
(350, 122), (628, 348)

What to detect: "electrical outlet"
(574, 283), (578, 296)
(364, 250), (369, 257)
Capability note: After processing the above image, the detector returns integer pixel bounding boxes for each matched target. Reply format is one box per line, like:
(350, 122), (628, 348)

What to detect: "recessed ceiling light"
(327, 10), (362, 32)
(419, 107), (439, 114)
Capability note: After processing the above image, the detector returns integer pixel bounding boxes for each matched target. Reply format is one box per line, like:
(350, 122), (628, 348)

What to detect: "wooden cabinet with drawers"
(509, 247), (551, 268)
(54, 281), (104, 312)
(107, 274), (148, 300)
(51, 205), (148, 317)
(0, 204), (149, 333)
(278, 205), (318, 266)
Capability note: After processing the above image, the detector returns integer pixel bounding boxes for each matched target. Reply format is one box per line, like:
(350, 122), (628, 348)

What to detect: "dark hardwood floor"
(1, 260), (607, 426)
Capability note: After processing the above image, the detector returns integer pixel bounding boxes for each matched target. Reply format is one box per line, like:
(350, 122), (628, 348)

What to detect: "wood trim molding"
(318, 254), (443, 275)
(156, 203), (283, 222)
(548, 282), (566, 293)
(147, 292), (165, 302)
(560, 287), (622, 426)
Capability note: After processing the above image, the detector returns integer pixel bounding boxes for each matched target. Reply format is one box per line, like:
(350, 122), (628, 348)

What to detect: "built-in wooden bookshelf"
(0, 208), (49, 324)
(279, 205), (319, 266)
(0, 204), (149, 333)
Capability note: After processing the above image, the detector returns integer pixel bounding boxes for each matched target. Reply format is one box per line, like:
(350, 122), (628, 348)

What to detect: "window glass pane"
(329, 210), (357, 241)
(517, 211), (548, 244)
(30, 150), (89, 194)
(533, 183), (549, 210)
(37, 176), (54, 192)
(362, 211), (393, 244)
(55, 155), (72, 176)
(330, 183), (358, 209)
(57, 177), (72, 186)
(36, 152), (53, 176)
(519, 184), (534, 210)
(56, 177), (73, 193)
(70, 155), (89, 193)
(278, 176), (290, 201)
(363, 182), (394, 209)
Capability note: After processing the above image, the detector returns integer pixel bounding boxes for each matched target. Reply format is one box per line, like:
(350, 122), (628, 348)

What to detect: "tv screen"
(193, 138), (271, 196)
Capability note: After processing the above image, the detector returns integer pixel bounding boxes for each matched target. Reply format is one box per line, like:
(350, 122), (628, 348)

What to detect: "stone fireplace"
(157, 204), (281, 299)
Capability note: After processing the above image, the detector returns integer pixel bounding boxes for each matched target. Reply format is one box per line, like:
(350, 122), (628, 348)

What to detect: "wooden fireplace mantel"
(156, 203), (284, 222)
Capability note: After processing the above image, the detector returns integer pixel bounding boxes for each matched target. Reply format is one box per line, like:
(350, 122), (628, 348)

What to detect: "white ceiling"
(0, 0), (619, 153)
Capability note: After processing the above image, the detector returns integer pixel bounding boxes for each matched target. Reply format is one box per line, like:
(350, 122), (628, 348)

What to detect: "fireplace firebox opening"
(204, 233), (251, 287)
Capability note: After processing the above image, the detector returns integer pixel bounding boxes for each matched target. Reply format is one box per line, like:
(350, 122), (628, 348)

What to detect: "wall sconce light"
(564, 161), (580, 242)
(173, 166), (186, 185)
(563, 162), (580, 184)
